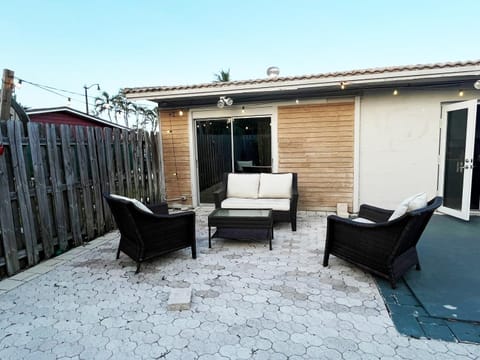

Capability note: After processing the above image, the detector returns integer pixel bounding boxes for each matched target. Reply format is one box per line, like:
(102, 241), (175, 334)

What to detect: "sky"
(3, 0), (480, 118)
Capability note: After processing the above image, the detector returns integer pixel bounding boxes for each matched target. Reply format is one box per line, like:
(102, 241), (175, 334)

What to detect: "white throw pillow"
(110, 194), (153, 214)
(226, 174), (260, 199)
(352, 217), (376, 224)
(388, 192), (427, 221)
(258, 173), (292, 199)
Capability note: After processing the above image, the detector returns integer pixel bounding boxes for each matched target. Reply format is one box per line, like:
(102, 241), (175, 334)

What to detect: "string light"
(340, 82), (346, 90)
(14, 76), (97, 109)
(393, 89), (398, 96)
(458, 90), (464, 97)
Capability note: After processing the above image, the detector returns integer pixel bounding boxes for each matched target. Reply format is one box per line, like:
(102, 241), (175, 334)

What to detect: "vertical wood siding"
(278, 102), (355, 211)
(160, 111), (192, 204)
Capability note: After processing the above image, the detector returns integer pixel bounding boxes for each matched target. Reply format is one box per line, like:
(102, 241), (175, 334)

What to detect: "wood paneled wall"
(278, 101), (355, 211)
(160, 110), (192, 204)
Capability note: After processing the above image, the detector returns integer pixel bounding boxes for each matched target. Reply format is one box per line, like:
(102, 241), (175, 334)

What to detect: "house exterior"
(123, 60), (480, 221)
(26, 107), (129, 130)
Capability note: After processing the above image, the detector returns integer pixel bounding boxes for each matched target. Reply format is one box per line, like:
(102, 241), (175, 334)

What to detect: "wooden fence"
(0, 120), (163, 277)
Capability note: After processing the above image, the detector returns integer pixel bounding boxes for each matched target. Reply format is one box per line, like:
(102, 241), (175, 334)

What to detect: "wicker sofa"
(323, 196), (442, 288)
(104, 194), (196, 273)
(213, 172), (298, 231)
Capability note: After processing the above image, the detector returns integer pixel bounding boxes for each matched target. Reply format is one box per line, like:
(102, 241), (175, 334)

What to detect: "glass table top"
(210, 208), (272, 218)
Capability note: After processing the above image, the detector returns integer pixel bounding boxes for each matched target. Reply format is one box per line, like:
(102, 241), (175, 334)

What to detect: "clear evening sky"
(3, 0), (480, 115)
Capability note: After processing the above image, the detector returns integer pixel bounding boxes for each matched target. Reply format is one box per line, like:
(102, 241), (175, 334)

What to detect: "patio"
(0, 207), (479, 359)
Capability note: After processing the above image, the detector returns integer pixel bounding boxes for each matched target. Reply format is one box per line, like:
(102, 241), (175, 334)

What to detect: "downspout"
(353, 95), (361, 213)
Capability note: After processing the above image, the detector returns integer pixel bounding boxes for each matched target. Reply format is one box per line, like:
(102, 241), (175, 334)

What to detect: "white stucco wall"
(358, 88), (479, 209)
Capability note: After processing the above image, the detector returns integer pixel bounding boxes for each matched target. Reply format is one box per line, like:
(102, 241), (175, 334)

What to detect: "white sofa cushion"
(389, 192), (427, 221)
(227, 174), (260, 199)
(110, 194), (153, 214)
(258, 173), (292, 199)
(221, 198), (291, 211)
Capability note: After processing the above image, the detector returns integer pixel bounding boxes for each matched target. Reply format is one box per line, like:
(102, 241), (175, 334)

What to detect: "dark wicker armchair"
(323, 196), (442, 288)
(104, 194), (196, 273)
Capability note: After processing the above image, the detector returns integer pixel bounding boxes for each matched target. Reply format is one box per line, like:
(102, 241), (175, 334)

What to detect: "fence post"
(0, 69), (14, 120)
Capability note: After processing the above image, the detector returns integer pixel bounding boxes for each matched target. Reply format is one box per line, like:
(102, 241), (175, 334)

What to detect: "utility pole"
(84, 83), (100, 114)
(0, 69), (14, 120)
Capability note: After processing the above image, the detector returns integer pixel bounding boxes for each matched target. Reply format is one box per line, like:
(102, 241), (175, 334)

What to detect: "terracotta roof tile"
(123, 59), (480, 94)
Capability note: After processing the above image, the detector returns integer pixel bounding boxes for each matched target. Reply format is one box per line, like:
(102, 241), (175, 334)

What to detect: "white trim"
(271, 106), (278, 172)
(353, 96), (361, 212)
(190, 105), (276, 206)
(157, 112), (167, 201)
(438, 99), (478, 220)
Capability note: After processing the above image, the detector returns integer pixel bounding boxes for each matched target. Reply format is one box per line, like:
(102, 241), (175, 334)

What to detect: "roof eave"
(124, 65), (480, 102)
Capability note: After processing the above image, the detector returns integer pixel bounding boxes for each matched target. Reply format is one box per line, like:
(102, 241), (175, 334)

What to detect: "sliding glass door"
(196, 117), (271, 203)
(196, 119), (232, 203)
(233, 117), (271, 173)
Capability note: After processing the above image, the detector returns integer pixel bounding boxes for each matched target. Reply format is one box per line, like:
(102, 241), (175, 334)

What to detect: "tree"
(111, 93), (132, 128)
(213, 69), (231, 82)
(94, 91), (114, 121)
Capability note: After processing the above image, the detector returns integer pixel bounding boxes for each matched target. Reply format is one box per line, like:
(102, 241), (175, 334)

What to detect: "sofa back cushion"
(258, 173), (292, 199)
(227, 173), (260, 199)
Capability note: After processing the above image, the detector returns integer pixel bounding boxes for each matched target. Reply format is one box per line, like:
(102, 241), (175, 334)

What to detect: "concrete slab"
(167, 287), (192, 311)
(0, 278), (23, 291)
(336, 203), (349, 218)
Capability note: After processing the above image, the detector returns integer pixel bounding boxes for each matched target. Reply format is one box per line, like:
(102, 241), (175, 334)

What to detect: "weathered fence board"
(122, 132), (132, 197)
(46, 124), (68, 252)
(60, 125), (83, 246)
(113, 129), (125, 195)
(0, 121), (162, 278)
(87, 126), (104, 234)
(8, 120), (39, 265)
(28, 123), (54, 259)
(95, 127), (113, 230)
(0, 124), (20, 275)
(76, 126), (95, 240)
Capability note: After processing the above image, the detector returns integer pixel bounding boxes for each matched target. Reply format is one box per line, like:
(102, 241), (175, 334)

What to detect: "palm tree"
(95, 91), (114, 121)
(144, 108), (158, 132)
(213, 69), (231, 82)
(111, 93), (132, 127)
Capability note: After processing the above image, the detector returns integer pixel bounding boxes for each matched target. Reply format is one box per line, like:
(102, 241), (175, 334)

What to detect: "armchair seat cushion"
(221, 198), (291, 211)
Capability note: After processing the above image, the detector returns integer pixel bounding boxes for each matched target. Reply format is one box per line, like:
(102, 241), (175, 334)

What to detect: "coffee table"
(208, 208), (274, 250)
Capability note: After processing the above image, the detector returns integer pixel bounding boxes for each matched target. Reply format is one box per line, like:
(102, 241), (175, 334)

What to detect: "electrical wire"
(14, 77), (98, 109)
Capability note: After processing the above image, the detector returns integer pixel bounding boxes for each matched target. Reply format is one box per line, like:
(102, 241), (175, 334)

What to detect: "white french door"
(438, 99), (478, 220)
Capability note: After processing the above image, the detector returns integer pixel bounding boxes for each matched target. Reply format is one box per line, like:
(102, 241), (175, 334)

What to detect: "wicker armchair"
(323, 196), (442, 288)
(104, 194), (196, 273)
